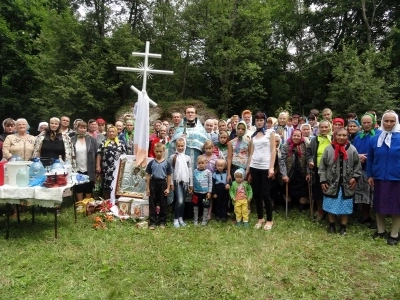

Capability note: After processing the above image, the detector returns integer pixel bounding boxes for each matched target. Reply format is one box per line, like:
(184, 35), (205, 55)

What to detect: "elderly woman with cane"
(279, 129), (310, 213)
(367, 110), (400, 245)
(319, 127), (361, 235)
(306, 120), (332, 221)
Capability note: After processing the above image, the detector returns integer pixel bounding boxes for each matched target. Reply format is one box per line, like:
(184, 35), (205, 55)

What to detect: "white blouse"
(75, 140), (88, 172)
(249, 129), (274, 170)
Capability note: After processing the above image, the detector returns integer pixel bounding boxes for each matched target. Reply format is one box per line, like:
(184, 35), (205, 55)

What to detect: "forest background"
(1, 0), (400, 127)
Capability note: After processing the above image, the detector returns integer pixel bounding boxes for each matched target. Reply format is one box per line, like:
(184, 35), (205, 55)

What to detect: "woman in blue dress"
(319, 128), (362, 235)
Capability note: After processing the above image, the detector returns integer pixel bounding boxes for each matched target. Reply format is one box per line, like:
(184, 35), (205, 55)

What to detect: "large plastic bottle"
(51, 159), (65, 171)
(16, 167), (29, 187)
(9, 155), (22, 162)
(29, 158), (46, 180)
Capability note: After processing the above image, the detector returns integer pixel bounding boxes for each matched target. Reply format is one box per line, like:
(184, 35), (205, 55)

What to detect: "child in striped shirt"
(193, 155), (213, 225)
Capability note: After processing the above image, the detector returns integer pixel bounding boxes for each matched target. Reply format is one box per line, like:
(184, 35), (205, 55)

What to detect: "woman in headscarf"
(300, 123), (312, 144)
(246, 112), (276, 230)
(306, 120), (332, 221)
(367, 110), (400, 245)
(353, 113), (380, 227)
(96, 126), (126, 199)
(347, 119), (361, 144)
(33, 117), (75, 167)
(332, 118), (345, 131)
(280, 129), (310, 211)
(37, 122), (48, 136)
(319, 128), (361, 235)
(119, 119), (134, 155)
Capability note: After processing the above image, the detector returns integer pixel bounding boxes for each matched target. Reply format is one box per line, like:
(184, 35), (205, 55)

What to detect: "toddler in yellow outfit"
(229, 168), (253, 227)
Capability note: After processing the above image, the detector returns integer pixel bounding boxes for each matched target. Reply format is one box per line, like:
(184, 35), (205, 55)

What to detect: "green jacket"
(229, 181), (253, 201)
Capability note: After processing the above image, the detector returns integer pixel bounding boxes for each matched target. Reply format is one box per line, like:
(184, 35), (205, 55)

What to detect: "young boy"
(229, 168), (253, 227)
(146, 143), (172, 229)
(212, 159), (231, 222)
(193, 156), (213, 225)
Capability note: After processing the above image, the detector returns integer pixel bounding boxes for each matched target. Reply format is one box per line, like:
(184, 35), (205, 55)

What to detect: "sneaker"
(160, 224), (166, 229)
(149, 225), (156, 230)
(173, 222), (180, 228)
(179, 221), (187, 227)
(215, 216), (221, 222)
(193, 220), (199, 226)
(339, 227), (347, 236)
(387, 235), (400, 246)
(236, 221), (242, 227)
(372, 230), (387, 239)
(221, 218), (227, 223)
(201, 221), (208, 226)
(243, 222), (249, 228)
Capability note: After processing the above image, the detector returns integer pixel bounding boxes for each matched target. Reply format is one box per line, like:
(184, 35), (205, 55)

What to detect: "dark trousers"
(250, 167), (273, 221)
(149, 179), (167, 226)
(214, 184), (228, 218)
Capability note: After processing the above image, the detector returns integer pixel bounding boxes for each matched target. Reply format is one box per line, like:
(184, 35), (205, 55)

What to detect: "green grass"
(0, 203), (399, 300)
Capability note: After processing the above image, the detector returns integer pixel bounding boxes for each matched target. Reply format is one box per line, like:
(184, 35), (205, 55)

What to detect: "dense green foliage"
(1, 0), (399, 127)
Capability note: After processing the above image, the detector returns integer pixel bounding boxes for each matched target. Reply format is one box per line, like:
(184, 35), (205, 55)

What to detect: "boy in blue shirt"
(146, 143), (172, 229)
(193, 156), (213, 225)
(212, 159), (231, 222)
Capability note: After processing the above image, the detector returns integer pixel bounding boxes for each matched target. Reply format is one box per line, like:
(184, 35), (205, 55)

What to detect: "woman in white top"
(71, 121), (98, 201)
(246, 112), (276, 230)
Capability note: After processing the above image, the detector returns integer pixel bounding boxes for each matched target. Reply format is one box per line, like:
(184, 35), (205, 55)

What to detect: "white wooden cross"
(116, 41), (174, 107)
(115, 41), (174, 168)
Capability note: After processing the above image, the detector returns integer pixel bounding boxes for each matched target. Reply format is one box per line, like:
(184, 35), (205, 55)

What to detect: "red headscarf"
(332, 118), (345, 127)
(287, 129), (304, 157)
(332, 127), (348, 161)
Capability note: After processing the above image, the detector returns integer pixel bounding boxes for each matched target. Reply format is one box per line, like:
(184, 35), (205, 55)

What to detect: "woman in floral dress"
(96, 126), (126, 199)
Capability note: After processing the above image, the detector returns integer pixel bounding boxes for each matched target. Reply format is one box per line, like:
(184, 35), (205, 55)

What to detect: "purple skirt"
(373, 180), (400, 215)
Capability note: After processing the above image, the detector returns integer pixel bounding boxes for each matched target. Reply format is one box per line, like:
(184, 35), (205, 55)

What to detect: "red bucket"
(0, 161), (6, 186)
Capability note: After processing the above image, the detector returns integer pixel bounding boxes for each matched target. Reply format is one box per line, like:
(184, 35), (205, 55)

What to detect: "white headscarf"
(174, 139), (190, 185)
(37, 122), (48, 131)
(377, 111), (400, 148)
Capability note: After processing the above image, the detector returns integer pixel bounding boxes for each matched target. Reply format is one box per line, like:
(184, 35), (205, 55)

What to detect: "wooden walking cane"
(285, 182), (289, 217)
(309, 172), (313, 220)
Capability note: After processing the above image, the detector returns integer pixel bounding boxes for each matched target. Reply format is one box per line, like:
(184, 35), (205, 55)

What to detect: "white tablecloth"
(0, 184), (73, 208)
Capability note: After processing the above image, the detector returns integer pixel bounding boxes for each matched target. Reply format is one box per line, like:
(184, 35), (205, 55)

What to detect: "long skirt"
(373, 180), (400, 215)
(323, 188), (353, 215)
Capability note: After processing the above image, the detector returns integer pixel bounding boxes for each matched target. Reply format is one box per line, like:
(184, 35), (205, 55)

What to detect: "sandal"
(264, 222), (274, 231)
(254, 222), (264, 229)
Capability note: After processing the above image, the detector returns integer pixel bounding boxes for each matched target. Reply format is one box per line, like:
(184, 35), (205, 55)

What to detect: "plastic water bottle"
(16, 167), (29, 187)
(29, 158), (46, 180)
(9, 155), (22, 162)
(64, 158), (73, 183)
(51, 159), (65, 171)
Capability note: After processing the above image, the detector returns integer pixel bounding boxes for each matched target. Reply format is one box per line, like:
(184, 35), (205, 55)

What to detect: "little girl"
(170, 138), (193, 228)
(200, 139), (220, 220)
(215, 130), (229, 160)
(193, 156), (213, 225)
(229, 168), (253, 227)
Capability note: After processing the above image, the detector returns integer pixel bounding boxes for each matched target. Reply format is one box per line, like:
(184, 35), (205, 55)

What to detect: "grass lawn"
(0, 202), (399, 300)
